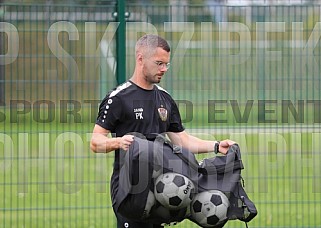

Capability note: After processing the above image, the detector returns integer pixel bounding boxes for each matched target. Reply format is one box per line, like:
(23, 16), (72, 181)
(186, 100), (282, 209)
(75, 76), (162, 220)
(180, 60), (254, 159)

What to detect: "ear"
(136, 52), (144, 65)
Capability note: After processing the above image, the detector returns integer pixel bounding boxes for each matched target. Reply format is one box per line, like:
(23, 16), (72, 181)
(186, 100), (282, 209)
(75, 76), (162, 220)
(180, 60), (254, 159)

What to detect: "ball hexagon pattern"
(190, 190), (230, 227)
(154, 172), (195, 210)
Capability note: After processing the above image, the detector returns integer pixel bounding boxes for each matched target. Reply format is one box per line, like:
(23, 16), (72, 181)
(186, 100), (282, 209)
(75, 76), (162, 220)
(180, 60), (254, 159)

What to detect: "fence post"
(0, 1), (4, 106)
(116, 0), (126, 85)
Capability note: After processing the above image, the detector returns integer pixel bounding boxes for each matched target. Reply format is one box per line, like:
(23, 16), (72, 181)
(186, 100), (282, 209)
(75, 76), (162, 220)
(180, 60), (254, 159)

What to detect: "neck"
(130, 72), (154, 90)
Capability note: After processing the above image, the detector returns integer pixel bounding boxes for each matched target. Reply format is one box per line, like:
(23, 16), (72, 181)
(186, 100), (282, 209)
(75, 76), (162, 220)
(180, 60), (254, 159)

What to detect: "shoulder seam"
(155, 84), (169, 94)
(109, 81), (132, 98)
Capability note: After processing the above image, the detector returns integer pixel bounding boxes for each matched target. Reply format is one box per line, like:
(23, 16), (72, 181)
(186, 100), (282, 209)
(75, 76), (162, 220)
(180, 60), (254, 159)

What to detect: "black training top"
(96, 80), (184, 137)
(95, 80), (185, 206)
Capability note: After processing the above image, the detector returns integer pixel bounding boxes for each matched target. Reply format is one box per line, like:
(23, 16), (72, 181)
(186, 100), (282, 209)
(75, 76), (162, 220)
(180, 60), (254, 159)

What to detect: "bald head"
(135, 34), (170, 58)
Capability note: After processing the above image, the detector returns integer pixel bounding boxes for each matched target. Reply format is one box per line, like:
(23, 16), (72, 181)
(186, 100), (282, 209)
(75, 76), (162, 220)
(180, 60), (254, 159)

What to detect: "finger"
(125, 135), (134, 143)
(220, 141), (229, 147)
(125, 140), (133, 147)
(122, 143), (129, 150)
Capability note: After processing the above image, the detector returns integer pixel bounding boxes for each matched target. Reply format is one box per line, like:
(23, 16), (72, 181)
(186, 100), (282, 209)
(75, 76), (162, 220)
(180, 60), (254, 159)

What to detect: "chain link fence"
(1, 1), (321, 227)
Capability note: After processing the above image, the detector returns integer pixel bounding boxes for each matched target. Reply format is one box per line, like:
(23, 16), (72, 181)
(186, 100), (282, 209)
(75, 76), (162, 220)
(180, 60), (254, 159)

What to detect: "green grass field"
(1, 120), (321, 227)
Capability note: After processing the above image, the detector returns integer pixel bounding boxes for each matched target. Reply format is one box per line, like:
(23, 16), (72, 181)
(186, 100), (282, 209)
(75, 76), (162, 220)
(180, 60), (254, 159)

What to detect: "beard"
(143, 68), (163, 84)
(154, 74), (163, 83)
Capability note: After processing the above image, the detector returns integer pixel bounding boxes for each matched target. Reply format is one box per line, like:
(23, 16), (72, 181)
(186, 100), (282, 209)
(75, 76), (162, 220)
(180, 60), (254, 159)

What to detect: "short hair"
(135, 34), (170, 56)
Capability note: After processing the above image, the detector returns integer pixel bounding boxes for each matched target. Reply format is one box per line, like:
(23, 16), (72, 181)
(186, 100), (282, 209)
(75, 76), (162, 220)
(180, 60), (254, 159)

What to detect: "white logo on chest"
(134, 108), (144, 120)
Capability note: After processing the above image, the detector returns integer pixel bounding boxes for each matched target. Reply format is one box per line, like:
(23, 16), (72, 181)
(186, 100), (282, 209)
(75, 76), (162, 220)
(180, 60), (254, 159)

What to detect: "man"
(90, 34), (236, 228)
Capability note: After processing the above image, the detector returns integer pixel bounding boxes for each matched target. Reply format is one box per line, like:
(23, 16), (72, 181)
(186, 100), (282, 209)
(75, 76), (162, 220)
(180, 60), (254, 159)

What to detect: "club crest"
(158, 107), (168, 121)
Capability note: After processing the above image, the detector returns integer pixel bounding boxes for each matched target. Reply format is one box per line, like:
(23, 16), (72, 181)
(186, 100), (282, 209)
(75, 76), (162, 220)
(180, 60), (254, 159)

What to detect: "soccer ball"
(190, 190), (230, 227)
(154, 172), (195, 209)
(142, 190), (156, 219)
(150, 202), (188, 226)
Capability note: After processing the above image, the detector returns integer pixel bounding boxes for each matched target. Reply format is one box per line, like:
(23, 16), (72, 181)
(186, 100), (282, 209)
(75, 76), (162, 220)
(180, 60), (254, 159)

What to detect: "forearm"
(90, 133), (120, 153)
(167, 132), (217, 154)
(182, 135), (217, 154)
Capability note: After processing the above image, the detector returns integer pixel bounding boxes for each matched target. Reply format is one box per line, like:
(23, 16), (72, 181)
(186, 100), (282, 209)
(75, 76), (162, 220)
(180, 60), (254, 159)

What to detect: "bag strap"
(151, 133), (243, 175)
(170, 141), (243, 175)
(236, 181), (258, 223)
(150, 134), (204, 174)
(171, 144), (207, 174)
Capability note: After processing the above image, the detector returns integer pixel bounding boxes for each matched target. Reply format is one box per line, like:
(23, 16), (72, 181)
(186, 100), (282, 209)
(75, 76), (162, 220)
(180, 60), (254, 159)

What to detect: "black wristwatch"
(214, 141), (220, 154)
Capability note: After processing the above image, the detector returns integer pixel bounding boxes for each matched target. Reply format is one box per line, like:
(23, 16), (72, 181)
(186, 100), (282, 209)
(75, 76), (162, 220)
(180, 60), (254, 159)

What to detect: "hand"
(119, 135), (134, 151)
(218, 139), (236, 155)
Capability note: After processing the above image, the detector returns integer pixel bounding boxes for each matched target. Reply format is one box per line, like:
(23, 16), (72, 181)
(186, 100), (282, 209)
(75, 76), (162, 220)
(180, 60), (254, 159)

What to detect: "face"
(141, 47), (170, 84)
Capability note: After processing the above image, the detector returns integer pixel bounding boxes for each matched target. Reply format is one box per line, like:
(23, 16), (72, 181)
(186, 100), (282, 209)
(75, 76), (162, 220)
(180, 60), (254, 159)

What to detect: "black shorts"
(115, 212), (162, 228)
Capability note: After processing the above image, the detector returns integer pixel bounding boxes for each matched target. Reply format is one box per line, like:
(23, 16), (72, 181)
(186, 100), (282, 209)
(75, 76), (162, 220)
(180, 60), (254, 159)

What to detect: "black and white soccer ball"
(154, 172), (195, 209)
(142, 190), (156, 219)
(150, 202), (188, 226)
(190, 190), (230, 227)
